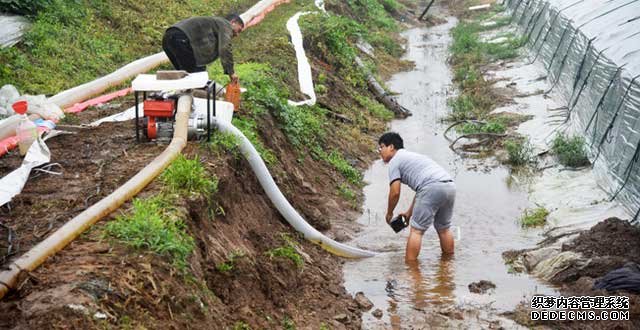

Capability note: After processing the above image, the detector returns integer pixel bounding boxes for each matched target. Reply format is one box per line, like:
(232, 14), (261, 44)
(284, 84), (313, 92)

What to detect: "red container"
(143, 100), (174, 118)
(12, 100), (28, 115)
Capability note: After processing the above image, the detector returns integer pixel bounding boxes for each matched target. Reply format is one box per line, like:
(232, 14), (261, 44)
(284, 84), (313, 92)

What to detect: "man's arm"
(386, 180), (401, 223)
(219, 26), (235, 77)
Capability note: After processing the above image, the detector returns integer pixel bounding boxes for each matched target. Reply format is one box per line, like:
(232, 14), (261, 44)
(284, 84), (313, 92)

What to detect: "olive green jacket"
(169, 16), (234, 74)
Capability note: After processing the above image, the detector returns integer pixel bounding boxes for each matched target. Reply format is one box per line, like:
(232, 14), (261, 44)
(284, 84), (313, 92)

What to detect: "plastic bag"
(0, 84), (20, 113)
(17, 95), (65, 120)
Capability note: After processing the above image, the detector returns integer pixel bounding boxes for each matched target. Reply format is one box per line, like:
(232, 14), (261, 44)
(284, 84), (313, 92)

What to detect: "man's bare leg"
(405, 227), (425, 261)
(437, 228), (454, 255)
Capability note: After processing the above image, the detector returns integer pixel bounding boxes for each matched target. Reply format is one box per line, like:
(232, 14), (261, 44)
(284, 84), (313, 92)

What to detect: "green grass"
(0, 0), (256, 94)
(105, 195), (195, 271)
(504, 138), (535, 166)
(551, 133), (589, 167)
(520, 207), (549, 228)
(160, 155), (218, 196)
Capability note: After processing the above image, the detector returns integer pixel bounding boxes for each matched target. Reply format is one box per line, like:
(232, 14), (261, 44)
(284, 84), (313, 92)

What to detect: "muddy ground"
(505, 218), (640, 329)
(0, 60), (396, 329)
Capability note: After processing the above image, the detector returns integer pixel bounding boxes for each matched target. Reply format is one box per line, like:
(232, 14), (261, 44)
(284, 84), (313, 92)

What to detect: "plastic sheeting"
(507, 0), (640, 222)
(0, 136), (51, 206)
(287, 12), (317, 106)
(0, 14), (31, 48)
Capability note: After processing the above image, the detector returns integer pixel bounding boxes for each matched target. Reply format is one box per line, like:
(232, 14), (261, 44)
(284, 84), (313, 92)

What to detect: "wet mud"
(506, 218), (640, 329)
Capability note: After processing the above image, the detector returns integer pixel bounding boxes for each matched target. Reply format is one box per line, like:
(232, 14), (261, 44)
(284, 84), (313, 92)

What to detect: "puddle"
(343, 12), (558, 329)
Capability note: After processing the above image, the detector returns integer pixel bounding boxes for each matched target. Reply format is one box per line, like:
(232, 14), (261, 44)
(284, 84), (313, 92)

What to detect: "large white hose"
(215, 119), (376, 258)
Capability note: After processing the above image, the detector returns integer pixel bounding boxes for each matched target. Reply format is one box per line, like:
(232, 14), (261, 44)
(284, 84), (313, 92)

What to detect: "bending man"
(378, 132), (456, 261)
(162, 14), (244, 83)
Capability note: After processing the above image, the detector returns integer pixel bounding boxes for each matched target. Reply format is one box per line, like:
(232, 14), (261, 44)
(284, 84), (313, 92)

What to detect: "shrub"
(551, 133), (589, 167)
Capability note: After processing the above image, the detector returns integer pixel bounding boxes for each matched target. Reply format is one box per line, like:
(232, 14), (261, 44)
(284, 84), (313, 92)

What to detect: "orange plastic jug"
(225, 81), (241, 112)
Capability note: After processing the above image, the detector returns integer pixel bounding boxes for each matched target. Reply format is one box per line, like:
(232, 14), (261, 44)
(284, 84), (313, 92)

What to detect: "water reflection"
(387, 255), (456, 328)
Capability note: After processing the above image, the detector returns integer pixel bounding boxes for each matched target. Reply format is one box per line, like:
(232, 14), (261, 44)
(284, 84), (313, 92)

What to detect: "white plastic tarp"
(0, 136), (51, 206)
(287, 12), (317, 107)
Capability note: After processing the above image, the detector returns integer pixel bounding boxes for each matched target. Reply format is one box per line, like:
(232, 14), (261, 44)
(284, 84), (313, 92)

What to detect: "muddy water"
(343, 13), (557, 329)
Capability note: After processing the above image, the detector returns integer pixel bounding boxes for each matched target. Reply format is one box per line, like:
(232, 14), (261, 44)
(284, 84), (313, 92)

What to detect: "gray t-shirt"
(387, 149), (452, 192)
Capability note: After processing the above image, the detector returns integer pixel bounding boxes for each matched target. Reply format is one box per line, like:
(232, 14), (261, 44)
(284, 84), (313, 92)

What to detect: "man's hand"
(400, 211), (412, 221)
(385, 212), (393, 224)
(230, 73), (239, 84)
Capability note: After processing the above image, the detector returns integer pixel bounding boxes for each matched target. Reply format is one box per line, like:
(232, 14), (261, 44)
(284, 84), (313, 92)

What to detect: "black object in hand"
(389, 215), (408, 233)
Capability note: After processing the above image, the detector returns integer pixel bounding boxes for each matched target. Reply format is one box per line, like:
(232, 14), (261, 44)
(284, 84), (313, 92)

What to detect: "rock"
(468, 280), (496, 294)
(372, 308), (383, 319)
(333, 313), (349, 323)
(333, 230), (351, 242)
(354, 292), (373, 310)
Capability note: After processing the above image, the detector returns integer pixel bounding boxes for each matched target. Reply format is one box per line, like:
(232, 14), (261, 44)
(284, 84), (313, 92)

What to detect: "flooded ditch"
(343, 6), (558, 329)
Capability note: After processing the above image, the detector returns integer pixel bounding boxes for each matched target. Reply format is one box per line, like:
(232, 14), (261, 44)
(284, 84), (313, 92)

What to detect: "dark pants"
(162, 29), (206, 73)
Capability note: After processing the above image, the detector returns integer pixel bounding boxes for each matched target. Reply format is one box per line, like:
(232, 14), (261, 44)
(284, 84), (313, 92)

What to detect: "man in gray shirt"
(378, 132), (456, 261)
(162, 14), (244, 83)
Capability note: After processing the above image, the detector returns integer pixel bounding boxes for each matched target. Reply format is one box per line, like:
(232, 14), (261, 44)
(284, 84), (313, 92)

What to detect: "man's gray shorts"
(409, 182), (456, 232)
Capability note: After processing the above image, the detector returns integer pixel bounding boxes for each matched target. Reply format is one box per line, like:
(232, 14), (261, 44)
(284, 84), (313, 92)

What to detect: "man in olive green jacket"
(162, 14), (244, 83)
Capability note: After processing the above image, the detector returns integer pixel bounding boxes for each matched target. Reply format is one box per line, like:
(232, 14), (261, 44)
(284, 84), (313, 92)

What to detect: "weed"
(504, 138), (535, 166)
(447, 94), (476, 121)
(301, 14), (363, 69)
(319, 323), (330, 330)
(233, 321), (252, 330)
(520, 207), (549, 228)
(551, 133), (589, 167)
(266, 234), (304, 268)
(459, 119), (506, 135)
(209, 131), (242, 158)
(105, 195), (195, 271)
(338, 183), (357, 202)
(324, 150), (363, 185)
(232, 117), (278, 166)
(282, 316), (296, 330)
(275, 104), (326, 150)
(346, 0), (398, 31)
(354, 93), (393, 121)
(215, 250), (246, 273)
(160, 155), (218, 196)
(58, 113), (80, 125)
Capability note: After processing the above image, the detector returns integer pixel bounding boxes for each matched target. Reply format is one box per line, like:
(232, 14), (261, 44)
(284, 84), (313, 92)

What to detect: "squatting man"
(378, 132), (456, 261)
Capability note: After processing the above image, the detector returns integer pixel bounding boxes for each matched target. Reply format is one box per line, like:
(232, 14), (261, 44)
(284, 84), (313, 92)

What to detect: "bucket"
(225, 81), (241, 112)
